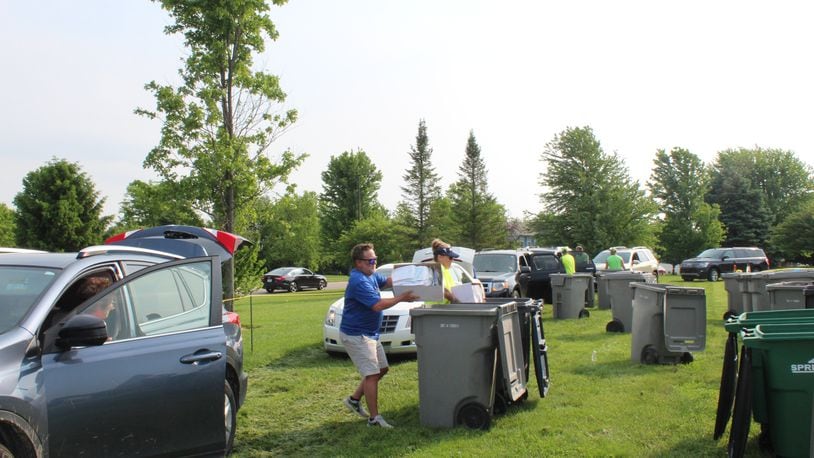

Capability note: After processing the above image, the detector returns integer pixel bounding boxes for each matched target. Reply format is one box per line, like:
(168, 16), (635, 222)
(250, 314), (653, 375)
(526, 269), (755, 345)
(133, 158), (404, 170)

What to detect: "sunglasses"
(357, 257), (377, 265)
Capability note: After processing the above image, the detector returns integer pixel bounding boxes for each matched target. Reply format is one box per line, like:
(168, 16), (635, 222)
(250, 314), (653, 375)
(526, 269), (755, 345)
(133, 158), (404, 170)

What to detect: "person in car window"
(561, 247), (575, 274)
(432, 238), (461, 304)
(605, 248), (625, 271)
(341, 243), (418, 428)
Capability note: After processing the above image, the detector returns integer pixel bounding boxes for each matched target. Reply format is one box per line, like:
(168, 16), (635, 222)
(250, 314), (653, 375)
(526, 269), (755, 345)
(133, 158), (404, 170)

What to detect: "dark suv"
(525, 249), (566, 302)
(679, 247), (770, 281)
(473, 250), (532, 298)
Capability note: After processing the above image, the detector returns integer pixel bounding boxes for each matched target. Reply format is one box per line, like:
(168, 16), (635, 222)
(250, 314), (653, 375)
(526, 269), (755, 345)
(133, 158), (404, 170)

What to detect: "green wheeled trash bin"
(551, 273), (593, 319)
(766, 281), (814, 310)
(601, 271), (656, 333)
(740, 323), (814, 458)
(630, 283), (706, 364)
(409, 302), (526, 429)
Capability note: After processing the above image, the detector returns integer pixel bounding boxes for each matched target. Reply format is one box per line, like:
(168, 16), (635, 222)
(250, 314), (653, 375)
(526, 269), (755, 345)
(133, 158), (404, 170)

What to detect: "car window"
(637, 251), (651, 262)
(532, 254), (560, 271)
(270, 267), (294, 275)
(0, 266), (58, 335)
(593, 250), (610, 265)
(474, 254), (517, 273)
(127, 261), (212, 336)
(304, 269), (314, 275)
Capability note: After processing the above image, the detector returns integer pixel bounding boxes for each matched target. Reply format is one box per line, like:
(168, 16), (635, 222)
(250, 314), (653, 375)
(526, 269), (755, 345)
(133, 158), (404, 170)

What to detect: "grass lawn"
(230, 276), (763, 457)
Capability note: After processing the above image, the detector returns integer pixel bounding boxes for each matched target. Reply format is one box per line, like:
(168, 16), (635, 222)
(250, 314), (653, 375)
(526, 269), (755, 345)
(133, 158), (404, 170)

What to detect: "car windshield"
(269, 267), (295, 276)
(474, 254), (516, 273)
(0, 266), (59, 334)
(594, 250), (631, 265)
(697, 249), (724, 258)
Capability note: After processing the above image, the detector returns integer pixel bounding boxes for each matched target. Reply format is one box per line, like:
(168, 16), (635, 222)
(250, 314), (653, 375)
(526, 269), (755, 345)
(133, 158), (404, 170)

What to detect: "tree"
(399, 119), (441, 247)
(14, 158), (112, 251)
(771, 197), (814, 262)
(112, 180), (204, 232)
(336, 214), (413, 269)
(138, 0), (305, 304)
(709, 147), (813, 252)
(320, 149), (386, 267)
(0, 203), (15, 246)
(648, 148), (724, 264)
(537, 126), (657, 255)
(255, 190), (321, 271)
(448, 131), (509, 250)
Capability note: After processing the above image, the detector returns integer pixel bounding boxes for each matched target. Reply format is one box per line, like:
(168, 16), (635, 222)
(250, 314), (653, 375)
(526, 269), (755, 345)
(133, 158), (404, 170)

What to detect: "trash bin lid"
(725, 308), (814, 333)
(766, 280), (814, 291)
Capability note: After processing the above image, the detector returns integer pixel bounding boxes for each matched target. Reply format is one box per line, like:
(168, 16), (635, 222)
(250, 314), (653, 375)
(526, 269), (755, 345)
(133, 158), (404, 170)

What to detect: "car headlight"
(325, 309), (336, 327)
(405, 315), (411, 330)
(492, 281), (509, 292)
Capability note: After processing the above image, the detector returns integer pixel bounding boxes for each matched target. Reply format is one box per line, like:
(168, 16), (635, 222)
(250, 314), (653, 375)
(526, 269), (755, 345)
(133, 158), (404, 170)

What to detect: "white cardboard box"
(391, 262), (444, 302)
(451, 283), (485, 303)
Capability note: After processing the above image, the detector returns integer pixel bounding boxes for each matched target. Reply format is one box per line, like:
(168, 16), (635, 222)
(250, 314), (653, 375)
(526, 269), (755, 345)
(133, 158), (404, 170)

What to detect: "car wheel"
(224, 382), (237, 455)
(708, 268), (720, 282)
(682, 276), (693, 282)
(265, 288), (274, 294)
(288, 281), (298, 292)
(318, 279), (327, 290)
(0, 444), (13, 458)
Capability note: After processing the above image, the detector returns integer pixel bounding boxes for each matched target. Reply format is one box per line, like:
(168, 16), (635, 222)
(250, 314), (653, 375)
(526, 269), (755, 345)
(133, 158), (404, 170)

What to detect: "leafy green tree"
(0, 203), (15, 246)
(255, 191), (321, 271)
(399, 119), (441, 247)
(111, 180), (204, 232)
(771, 197), (814, 262)
(448, 131), (509, 250)
(320, 149), (386, 267)
(537, 126), (657, 255)
(138, 0), (305, 304)
(14, 158), (112, 251)
(709, 148), (813, 252)
(336, 214), (413, 270)
(649, 148), (724, 264)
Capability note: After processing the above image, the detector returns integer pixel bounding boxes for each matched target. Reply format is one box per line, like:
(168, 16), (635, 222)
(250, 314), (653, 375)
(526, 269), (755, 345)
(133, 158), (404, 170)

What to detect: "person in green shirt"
(605, 248), (625, 271)
(561, 247), (576, 275)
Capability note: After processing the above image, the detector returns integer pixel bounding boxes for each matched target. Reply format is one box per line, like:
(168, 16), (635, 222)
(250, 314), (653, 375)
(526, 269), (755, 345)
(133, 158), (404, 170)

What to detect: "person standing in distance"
(432, 238), (461, 304)
(605, 248), (626, 271)
(341, 243), (418, 428)
(561, 247), (576, 275)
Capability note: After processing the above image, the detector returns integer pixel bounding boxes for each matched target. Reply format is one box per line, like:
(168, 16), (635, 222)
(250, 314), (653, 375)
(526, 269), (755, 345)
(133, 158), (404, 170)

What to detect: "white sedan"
(323, 249), (479, 355)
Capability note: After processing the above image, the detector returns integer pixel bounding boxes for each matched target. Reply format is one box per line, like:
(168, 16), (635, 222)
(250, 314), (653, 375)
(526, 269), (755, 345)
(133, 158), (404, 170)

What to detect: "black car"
(263, 267), (327, 293)
(680, 247), (770, 281)
(0, 225), (249, 456)
(525, 249), (566, 303)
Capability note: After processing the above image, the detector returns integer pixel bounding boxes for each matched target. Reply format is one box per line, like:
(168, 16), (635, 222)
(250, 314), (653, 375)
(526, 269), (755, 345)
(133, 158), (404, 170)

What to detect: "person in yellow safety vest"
(432, 238), (461, 303)
(605, 248), (625, 271)
(561, 247), (576, 275)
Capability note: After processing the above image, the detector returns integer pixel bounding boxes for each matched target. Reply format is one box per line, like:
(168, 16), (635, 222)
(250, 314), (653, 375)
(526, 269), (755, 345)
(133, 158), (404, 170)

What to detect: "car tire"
(265, 288), (274, 294)
(682, 276), (693, 282)
(224, 382), (237, 455)
(288, 282), (298, 292)
(708, 268), (720, 282)
(0, 443), (12, 458)
(318, 279), (327, 290)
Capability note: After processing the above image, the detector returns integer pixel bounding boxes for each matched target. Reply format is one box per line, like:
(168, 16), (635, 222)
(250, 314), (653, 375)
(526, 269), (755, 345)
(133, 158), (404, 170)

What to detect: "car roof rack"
(77, 245), (185, 260)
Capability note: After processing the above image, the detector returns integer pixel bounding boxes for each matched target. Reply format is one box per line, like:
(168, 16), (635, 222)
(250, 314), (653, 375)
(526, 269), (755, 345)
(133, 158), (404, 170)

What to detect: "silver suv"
(593, 246), (660, 274)
(473, 250), (532, 298)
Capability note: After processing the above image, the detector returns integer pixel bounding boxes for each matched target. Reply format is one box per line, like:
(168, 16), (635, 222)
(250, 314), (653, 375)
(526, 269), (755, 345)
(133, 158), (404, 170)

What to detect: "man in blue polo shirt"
(341, 243), (418, 428)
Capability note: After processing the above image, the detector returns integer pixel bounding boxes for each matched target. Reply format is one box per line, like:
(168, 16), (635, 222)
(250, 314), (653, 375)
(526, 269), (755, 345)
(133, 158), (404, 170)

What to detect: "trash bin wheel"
(641, 346), (659, 365)
(578, 308), (590, 319)
(722, 309), (737, 320)
(493, 394), (508, 415)
(713, 332), (738, 440)
(605, 319), (625, 333)
(457, 403), (491, 430)
(680, 352), (694, 364)
(758, 423), (772, 452)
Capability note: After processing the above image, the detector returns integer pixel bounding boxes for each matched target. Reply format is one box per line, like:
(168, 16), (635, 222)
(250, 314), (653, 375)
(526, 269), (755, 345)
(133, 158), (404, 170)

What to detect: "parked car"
(263, 267), (327, 293)
(0, 225), (249, 456)
(525, 248), (566, 303)
(473, 249), (532, 298)
(593, 246), (660, 274)
(323, 248), (479, 355)
(679, 247), (770, 281)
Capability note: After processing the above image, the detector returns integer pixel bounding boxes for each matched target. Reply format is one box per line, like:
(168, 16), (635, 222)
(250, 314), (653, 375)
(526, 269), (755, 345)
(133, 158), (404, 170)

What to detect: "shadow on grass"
(264, 343), (417, 370)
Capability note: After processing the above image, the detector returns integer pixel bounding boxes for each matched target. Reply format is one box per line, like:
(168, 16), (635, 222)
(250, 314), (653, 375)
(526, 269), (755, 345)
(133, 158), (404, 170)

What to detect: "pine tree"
(399, 119), (441, 247)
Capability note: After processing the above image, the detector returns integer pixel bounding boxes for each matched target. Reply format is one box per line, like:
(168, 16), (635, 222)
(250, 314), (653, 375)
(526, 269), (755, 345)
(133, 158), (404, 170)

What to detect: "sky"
(2, 1), (813, 221)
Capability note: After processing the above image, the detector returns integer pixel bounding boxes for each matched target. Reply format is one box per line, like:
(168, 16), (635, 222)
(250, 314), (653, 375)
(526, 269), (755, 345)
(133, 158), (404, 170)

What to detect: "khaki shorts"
(340, 332), (389, 377)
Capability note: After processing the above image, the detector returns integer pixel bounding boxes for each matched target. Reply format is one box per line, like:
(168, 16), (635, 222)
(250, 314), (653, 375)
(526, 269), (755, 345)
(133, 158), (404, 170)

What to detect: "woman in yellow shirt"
(432, 238), (461, 303)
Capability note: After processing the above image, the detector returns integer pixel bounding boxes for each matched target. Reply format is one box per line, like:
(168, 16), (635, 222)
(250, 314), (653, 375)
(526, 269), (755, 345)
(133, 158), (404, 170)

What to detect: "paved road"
(254, 281), (347, 294)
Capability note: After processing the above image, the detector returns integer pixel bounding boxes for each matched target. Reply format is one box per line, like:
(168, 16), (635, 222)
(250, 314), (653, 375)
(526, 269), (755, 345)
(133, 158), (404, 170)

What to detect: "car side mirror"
(56, 314), (109, 349)
(721, 256), (729, 261)
(520, 266), (531, 273)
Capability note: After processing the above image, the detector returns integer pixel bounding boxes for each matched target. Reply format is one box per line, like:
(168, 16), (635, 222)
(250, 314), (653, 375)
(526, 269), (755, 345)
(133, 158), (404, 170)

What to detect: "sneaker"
(343, 396), (368, 418)
(367, 415), (394, 428)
